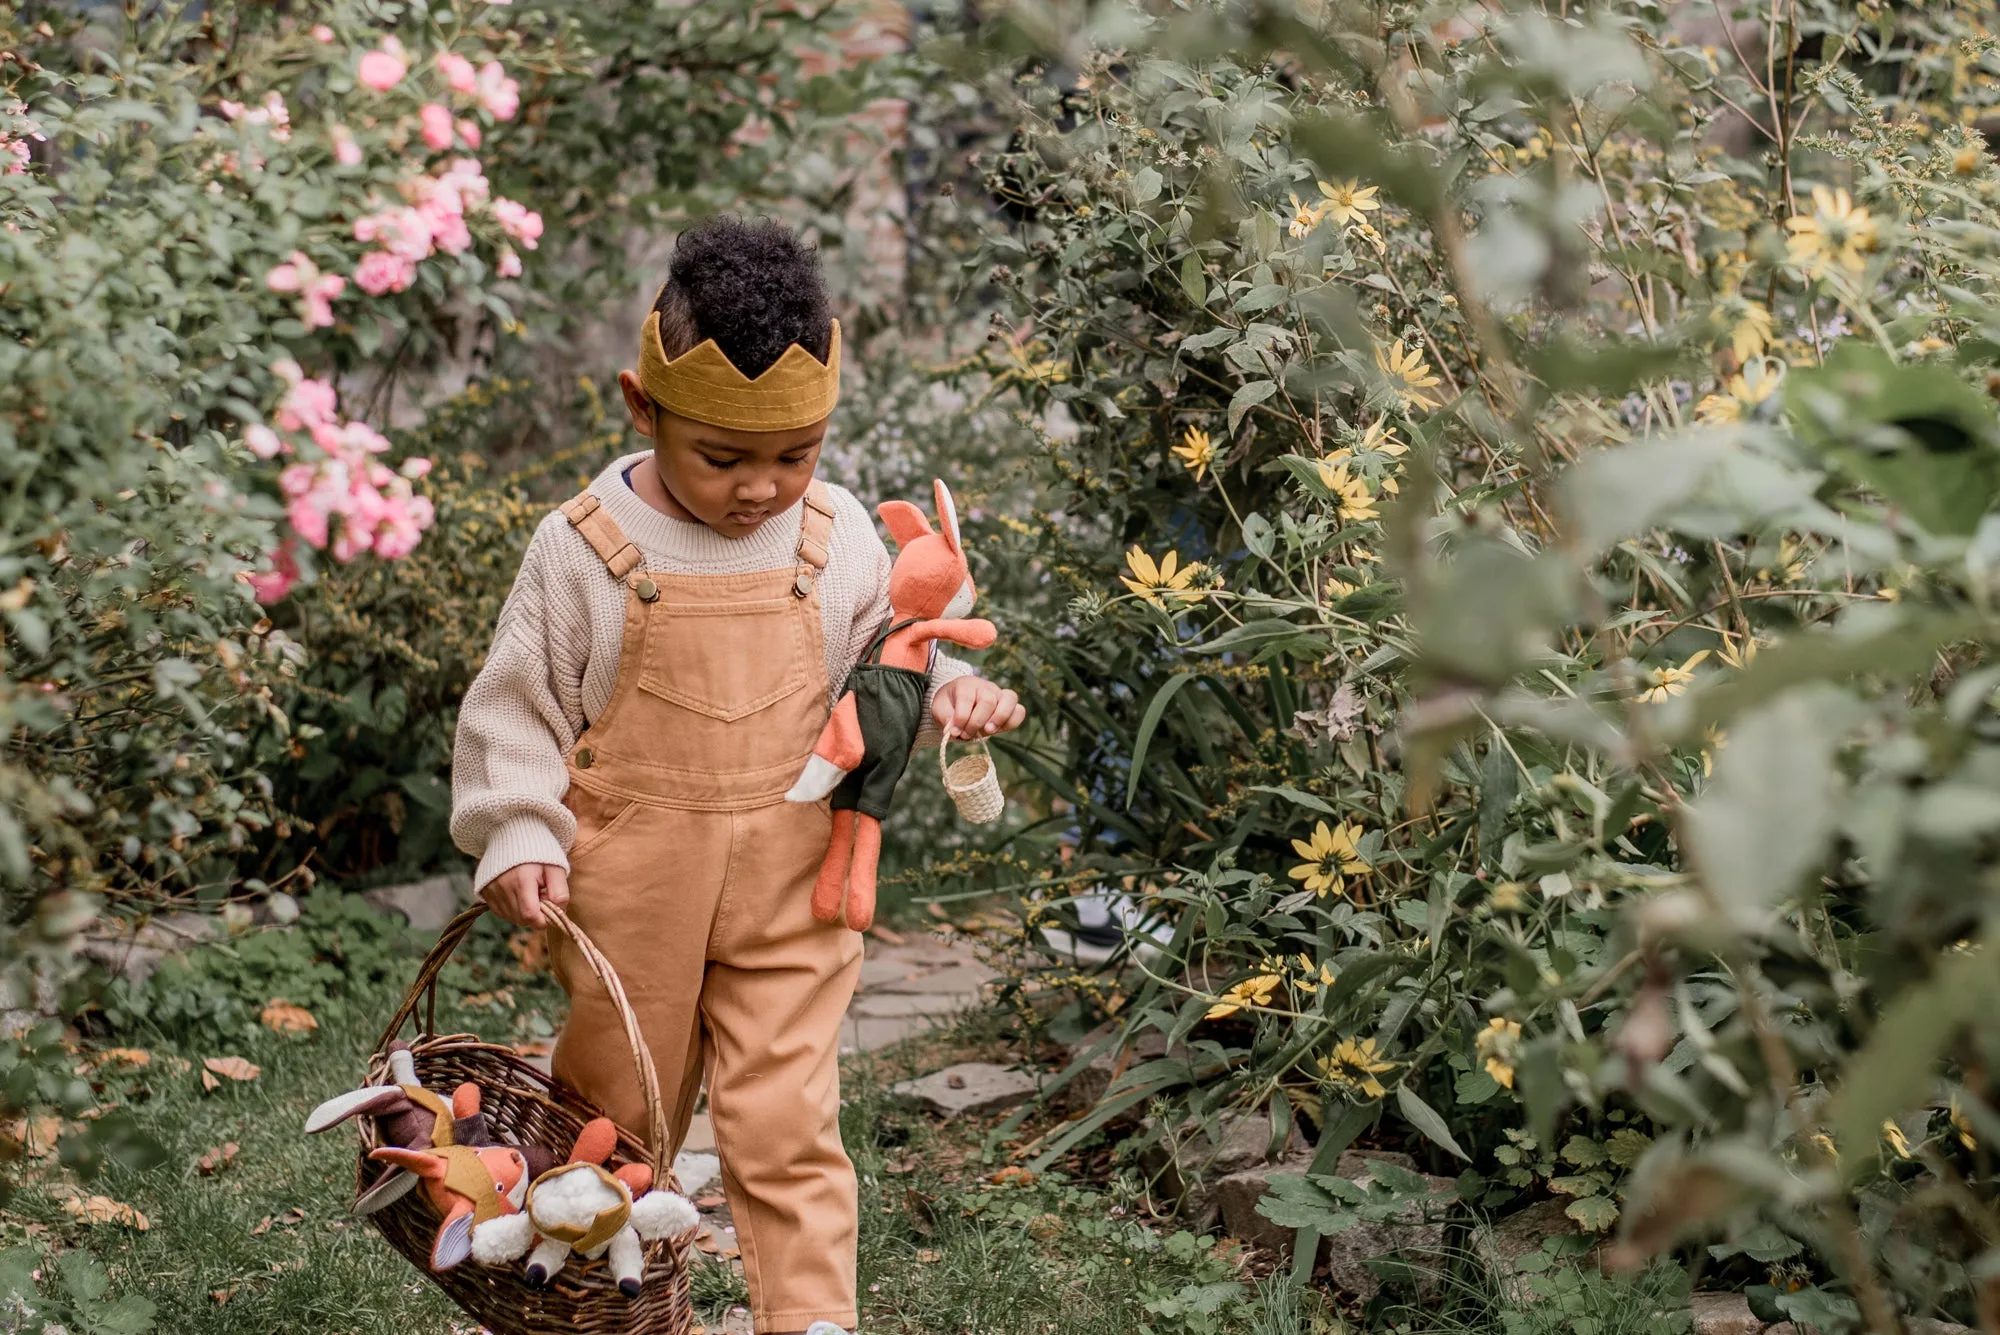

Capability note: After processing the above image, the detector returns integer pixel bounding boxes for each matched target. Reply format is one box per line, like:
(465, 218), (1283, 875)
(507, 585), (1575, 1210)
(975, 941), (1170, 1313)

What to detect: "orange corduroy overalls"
(545, 479), (862, 1333)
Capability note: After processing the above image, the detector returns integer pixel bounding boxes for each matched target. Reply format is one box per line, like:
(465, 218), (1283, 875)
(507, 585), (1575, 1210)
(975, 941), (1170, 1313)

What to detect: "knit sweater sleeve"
(838, 490), (979, 752)
(449, 514), (589, 892)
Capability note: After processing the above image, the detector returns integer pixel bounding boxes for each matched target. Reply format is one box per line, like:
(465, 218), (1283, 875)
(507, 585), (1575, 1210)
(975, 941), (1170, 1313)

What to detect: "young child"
(448, 217), (1025, 1335)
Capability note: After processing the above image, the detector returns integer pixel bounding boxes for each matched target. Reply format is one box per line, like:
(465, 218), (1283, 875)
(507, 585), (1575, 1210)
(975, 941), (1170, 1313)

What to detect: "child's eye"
(702, 455), (737, 470)
(781, 454), (810, 466)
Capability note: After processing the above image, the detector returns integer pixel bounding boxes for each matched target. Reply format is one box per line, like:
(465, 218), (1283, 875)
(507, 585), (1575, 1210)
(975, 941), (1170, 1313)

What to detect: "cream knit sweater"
(449, 450), (976, 892)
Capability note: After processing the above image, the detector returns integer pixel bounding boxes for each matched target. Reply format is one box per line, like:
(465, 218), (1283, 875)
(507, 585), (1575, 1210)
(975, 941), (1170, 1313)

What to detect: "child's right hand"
(481, 862), (570, 929)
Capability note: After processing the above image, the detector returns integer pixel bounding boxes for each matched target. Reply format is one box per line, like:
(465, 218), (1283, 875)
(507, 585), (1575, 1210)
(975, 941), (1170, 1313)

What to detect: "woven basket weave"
(353, 903), (694, 1335)
(938, 725), (1005, 824)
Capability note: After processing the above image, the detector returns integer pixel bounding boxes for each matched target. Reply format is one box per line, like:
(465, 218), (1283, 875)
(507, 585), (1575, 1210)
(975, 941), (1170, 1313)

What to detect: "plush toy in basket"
(786, 478), (1002, 932)
(317, 904), (701, 1335)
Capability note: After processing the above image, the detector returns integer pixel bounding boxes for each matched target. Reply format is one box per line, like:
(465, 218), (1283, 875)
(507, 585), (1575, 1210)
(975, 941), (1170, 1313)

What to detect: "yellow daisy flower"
(1286, 192), (1322, 238)
(1324, 575), (1357, 601)
(1357, 417), (1408, 457)
(1315, 460), (1380, 523)
(1120, 547), (1199, 610)
(1316, 179), (1381, 227)
(1476, 1016), (1522, 1089)
(1639, 650), (1710, 703)
(1882, 1119), (1913, 1159)
(1695, 358), (1783, 424)
(1722, 298), (1774, 363)
(1952, 1098), (1977, 1150)
(1172, 425), (1217, 481)
(1716, 636), (1763, 671)
(1785, 185), (1880, 279)
(1291, 954), (1338, 994)
(1318, 1036), (1396, 1100)
(1375, 339), (1442, 411)
(1205, 973), (1283, 1020)
(1288, 820), (1370, 898)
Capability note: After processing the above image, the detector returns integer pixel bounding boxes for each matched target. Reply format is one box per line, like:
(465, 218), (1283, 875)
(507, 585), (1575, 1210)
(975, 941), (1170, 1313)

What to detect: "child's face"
(617, 370), (824, 538)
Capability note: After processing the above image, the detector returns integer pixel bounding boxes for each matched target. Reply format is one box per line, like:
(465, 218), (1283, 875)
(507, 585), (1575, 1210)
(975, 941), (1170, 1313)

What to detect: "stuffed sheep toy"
(472, 1116), (698, 1296)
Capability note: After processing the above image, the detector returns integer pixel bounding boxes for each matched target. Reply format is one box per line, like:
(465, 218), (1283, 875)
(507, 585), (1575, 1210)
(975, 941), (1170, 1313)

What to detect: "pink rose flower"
(353, 250), (416, 295)
(274, 367), (338, 432)
(331, 124), (363, 166)
(422, 199), (472, 255)
(419, 102), (454, 151)
(437, 52), (477, 94)
(218, 99), (247, 120)
(265, 253), (308, 292)
(246, 541), (301, 604)
(399, 457), (434, 479)
(245, 425), (286, 459)
(358, 38), (408, 93)
(354, 204), (433, 261)
(475, 62), (519, 121)
(301, 272), (346, 329)
(497, 247), (522, 278)
(312, 24), (336, 43)
(491, 197), (543, 249)
(455, 118), (481, 149)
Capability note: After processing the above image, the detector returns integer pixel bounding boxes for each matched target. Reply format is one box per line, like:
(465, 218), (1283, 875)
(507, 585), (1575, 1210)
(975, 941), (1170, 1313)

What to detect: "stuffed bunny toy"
(472, 1116), (698, 1297)
(307, 1041), (557, 1215)
(785, 479), (996, 931)
(367, 1136), (536, 1272)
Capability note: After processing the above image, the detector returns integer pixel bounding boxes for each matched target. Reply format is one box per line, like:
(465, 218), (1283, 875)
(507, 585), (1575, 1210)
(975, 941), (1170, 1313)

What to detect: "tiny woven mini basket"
(352, 904), (694, 1335)
(938, 724), (1005, 824)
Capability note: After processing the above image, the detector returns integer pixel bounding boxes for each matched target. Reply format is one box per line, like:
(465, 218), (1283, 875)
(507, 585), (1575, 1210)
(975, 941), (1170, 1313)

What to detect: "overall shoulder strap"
(796, 480), (835, 573)
(559, 491), (643, 582)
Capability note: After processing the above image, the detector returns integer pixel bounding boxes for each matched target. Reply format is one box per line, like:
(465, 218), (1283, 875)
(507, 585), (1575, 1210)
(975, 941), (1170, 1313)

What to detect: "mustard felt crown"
(636, 309), (842, 432)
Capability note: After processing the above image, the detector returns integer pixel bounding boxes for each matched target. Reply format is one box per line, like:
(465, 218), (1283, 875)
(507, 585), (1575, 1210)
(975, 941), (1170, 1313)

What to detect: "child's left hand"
(934, 677), (1025, 738)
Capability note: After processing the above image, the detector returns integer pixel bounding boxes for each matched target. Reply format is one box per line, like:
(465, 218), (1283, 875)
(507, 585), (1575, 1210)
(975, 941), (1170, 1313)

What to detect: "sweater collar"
(589, 450), (805, 567)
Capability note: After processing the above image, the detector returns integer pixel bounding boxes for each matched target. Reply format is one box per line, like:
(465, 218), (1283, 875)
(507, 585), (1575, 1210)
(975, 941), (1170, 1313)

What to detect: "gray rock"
(1139, 1111), (1312, 1232)
(1689, 1292), (1762, 1335)
(1214, 1149), (1449, 1302)
(892, 1062), (1037, 1118)
(362, 874), (469, 932)
(74, 911), (219, 987)
(848, 991), (961, 1020)
(1909, 1323), (1975, 1335)
(0, 963), (62, 1039)
(1470, 1198), (1600, 1302)
(672, 1150), (720, 1198)
(1062, 1020), (1188, 1116)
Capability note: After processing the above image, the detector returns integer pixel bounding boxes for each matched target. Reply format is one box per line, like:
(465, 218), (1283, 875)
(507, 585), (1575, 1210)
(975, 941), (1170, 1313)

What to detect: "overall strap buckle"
(794, 480), (835, 596)
(560, 492), (643, 582)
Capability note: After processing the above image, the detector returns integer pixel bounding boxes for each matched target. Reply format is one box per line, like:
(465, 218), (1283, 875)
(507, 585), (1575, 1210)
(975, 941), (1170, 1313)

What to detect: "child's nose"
(738, 477), (780, 503)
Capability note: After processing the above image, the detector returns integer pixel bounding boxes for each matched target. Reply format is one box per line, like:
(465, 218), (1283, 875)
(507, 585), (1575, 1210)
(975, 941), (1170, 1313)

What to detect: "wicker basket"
(352, 903), (695, 1335)
(938, 725), (1005, 824)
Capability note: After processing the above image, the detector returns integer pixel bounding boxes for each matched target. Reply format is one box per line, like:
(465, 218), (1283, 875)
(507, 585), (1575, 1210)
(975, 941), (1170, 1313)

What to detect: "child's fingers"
(977, 689), (1020, 735)
(999, 701), (1027, 733)
(963, 689), (999, 736)
(542, 866), (571, 911)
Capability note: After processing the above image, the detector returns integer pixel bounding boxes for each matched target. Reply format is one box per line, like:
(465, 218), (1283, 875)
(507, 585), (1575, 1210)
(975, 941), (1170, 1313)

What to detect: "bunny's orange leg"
(812, 809), (856, 925)
(845, 816), (883, 933)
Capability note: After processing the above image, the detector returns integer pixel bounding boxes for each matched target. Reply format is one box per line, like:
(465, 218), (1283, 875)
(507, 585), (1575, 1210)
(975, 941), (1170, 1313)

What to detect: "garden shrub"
(954, 1), (2000, 1324)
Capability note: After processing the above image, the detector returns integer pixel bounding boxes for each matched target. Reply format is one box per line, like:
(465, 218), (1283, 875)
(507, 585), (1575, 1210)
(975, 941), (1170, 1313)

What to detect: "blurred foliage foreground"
(18, 0), (2000, 1331)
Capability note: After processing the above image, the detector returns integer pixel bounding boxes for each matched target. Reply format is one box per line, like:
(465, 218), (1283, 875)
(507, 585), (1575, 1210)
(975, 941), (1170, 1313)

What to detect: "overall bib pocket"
(635, 592), (810, 721)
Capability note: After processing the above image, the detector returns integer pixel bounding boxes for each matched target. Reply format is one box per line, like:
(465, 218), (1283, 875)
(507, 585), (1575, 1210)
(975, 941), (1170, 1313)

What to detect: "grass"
(0, 918), (1323, 1335)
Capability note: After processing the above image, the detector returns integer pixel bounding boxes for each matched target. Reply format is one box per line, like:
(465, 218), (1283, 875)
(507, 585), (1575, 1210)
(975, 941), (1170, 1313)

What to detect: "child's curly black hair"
(652, 216), (833, 377)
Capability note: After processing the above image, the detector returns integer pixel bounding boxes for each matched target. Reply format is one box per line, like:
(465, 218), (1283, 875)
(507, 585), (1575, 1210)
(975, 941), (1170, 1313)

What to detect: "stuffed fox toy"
(786, 480), (995, 932)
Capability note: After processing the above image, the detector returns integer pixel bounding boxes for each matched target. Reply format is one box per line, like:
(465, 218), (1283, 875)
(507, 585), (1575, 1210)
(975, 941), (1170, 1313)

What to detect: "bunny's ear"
(370, 1146), (448, 1179)
(932, 481), (962, 556)
(877, 500), (933, 549)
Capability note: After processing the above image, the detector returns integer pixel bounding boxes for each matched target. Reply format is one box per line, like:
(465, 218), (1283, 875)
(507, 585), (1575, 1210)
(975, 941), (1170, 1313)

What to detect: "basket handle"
(937, 721), (987, 787)
(373, 903), (671, 1175)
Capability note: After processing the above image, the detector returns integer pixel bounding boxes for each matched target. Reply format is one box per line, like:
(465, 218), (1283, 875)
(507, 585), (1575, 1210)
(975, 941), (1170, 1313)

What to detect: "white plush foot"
(803, 1324), (852, 1335)
(608, 1228), (645, 1296)
(786, 754), (849, 802)
(524, 1236), (569, 1286)
(470, 1211), (535, 1265)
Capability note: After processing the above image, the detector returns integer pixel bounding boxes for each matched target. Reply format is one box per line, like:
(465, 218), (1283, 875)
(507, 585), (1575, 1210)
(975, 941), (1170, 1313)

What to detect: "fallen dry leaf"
(507, 931), (548, 972)
(197, 1142), (240, 1176)
(694, 1192), (727, 1210)
(988, 1166), (1036, 1187)
(203, 1056), (261, 1085)
(1, 1115), (63, 1160)
(513, 1039), (555, 1058)
(59, 1191), (150, 1230)
(917, 1247), (942, 1263)
(867, 924), (907, 946)
(259, 1000), (318, 1033)
(211, 1286), (237, 1306)
(84, 1047), (153, 1072)
(462, 989), (515, 1010)
(250, 1206), (307, 1237)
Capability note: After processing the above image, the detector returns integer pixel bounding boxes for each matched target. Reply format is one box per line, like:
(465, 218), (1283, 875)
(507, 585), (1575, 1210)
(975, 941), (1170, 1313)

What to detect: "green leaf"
(1559, 1134), (1607, 1168)
(1564, 1195), (1620, 1233)
(1178, 251), (1208, 307)
(1125, 671), (1199, 808)
(1396, 1084), (1471, 1161)
(89, 1295), (159, 1335)
(1132, 166), (1163, 204)
(1248, 785), (1337, 816)
(1604, 1128), (1653, 1167)
(1685, 688), (1845, 924)
(1228, 379), (1278, 431)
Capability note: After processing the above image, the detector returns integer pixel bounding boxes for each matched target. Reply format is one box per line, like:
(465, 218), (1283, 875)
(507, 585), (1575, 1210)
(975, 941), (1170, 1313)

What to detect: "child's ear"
(932, 480), (963, 556)
(877, 500), (933, 548)
(617, 370), (658, 438)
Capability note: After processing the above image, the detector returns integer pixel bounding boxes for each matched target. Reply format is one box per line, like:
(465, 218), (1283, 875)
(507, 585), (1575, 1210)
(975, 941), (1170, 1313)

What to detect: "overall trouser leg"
(702, 801), (863, 1332)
